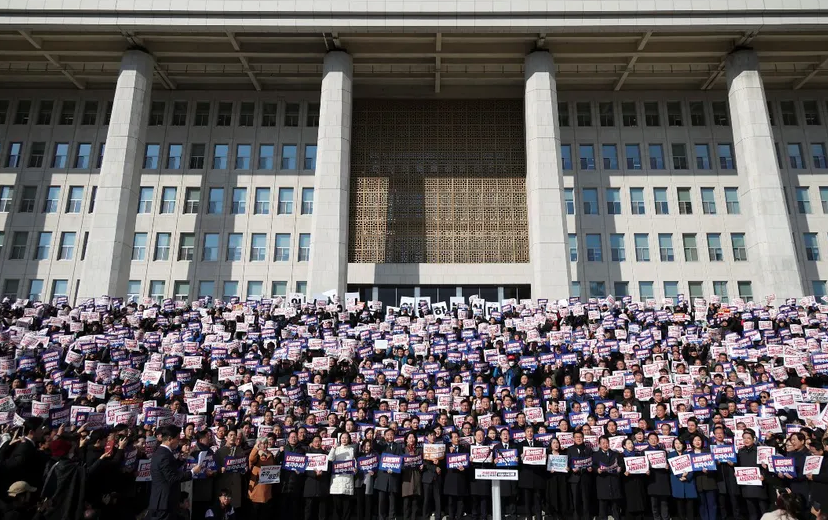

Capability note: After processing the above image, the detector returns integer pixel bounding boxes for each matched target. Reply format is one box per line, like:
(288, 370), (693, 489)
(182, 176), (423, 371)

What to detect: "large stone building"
(0, 2), (827, 305)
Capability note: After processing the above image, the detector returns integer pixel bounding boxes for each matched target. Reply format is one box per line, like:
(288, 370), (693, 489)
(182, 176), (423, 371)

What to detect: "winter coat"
(737, 444), (767, 500)
(248, 448), (275, 503)
(644, 447), (671, 497)
(214, 445), (244, 508)
(592, 448), (623, 500)
(303, 446), (331, 498)
(668, 451), (698, 499)
(327, 444), (356, 495)
(401, 447), (422, 498)
(442, 444), (470, 497)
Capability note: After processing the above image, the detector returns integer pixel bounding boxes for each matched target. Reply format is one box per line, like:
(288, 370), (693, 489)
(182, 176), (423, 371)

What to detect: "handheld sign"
(735, 466), (763, 486)
(470, 445), (493, 463)
(624, 456), (648, 474)
(258, 465), (282, 484)
(223, 455), (248, 473)
(494, 449), (518, 467)
(305, 454), (328, 473)
(379, 454), (403, 473)
(135, 459), (152, 482)
(358, 454), (379, 473)
(668, 454), (692, 475)
(644, 450), (668, 469)
(771, 456), (796, 477)
(804, 456), (822, 475)
(690, 453), (716, 472)
(711, 445), (737, 464)
(447, 452), (470, 469)
(521, 447), (546, 466)
(547, 455), (569, 473)
(333, 459), (357, 475)
(283, 452), (307, 473)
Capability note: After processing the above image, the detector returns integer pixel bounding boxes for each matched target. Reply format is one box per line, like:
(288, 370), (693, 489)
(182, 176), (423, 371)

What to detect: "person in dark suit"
(421, 429), (443, 520)
(1, 418), (48, 493)
(442, 431), (469, 520)
(148, 425), (203, 520)
(592, 435), (623, 520)
(375, 428), (403, 520)
(566, 430), (594, 520)
(517, 426), (545, 520)
(468, 429), (491, 520)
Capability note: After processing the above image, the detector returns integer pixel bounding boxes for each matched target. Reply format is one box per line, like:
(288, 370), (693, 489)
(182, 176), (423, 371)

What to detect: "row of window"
(556, 99), (827, 128)
(0, 230), (83, 261)
(563, 186), (740, 216)
(569, 280), (753, 303)
(131, 232), (311, 263)
(568, 232), (747, 263)
(136, 186), (313, 216)
(0, 99), (319, 129)
(0, 185), (92, 214)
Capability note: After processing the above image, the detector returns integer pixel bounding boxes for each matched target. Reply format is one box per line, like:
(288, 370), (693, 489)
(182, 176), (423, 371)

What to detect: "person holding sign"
(786, 432), (810, 503)
(593, 435), (623, 520)
(355, 439), (377, 520)
(621, 438), (647, 520)
(148, 425), (203, 520)
(304, 435), (331, 520)
(517, 426), (546, 520)
(281, 430), (306, 520)
(375, 428), (403, 520)
(443, 431), (470, 520)
(401, 432), (423, 520)
(689, 434), (718, 520)
(806, 439), (828, 508)
(545, 438), (569, 520)
(668, 438), (697, 520)
(421, 430), (445, 520)
(469, 429), (491, 520)
(566, 430), (594, 520)
(738, 430), (769, 520)
(645, 432), (672, 520)
(494, 428), (518, 519)
(248, 438), (276, 520)
(711, 426), (741, 520)
(328, 432), (357, 520)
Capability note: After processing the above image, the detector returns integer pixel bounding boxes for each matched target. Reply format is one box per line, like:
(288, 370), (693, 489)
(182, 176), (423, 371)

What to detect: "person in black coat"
(148, 425), (203, 520)
(494, 428), (518, 518)
(546, 438), (569, 520)
(644, 432), (671, 520)
(785, 432), (810, 503)
(711, 427), (741, 520)
(421, 430), (443, 520)
(443, 431), (470, 520)
(468, 430), (491, 520)
(620, 439), (647, 520)
(281, 431), (306, 520)
(517, 426), (545, 520)
(737, 429), (768, 520)
(566, 431), (594, 520)
(304, 435), (330, 520)
(1, 418), (48, 494)
(807, 438), (828, 507)
(593, 436), (623, 520)
(375, 429), (403, 520)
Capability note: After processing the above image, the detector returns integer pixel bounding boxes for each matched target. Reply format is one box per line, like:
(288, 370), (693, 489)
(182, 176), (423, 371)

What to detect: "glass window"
(654, 188), (668, 215)
(813, 281), (826, 299)
(610, 233), (625, 262)
(677, 187), (692, 215)
(0, 186), (13, 212)
(44, 186), (60, 213)
(634, 233), (650, 261)
(601, 144), (618, 170)
(278, 187), (294, 215)
(132, 233), (147, 261)
(272, 281), (287, 297)
(737, 281), (753, 302)
(731, 233), (747, 261)
(671, 143), (688, 170)
(28, 279), (44, 301)
(222, 281), (239, 302)
(812, 143), (827, 169)
(208, 187), (224, 214)
(281, 144), (297, 169)
(621, 102), (637, 127)
(56, 100), (75, 125)
(298, 233), (311, 261)
(143, 144), (160, 169)
(721, 187), (739, 215)
(589, 281), (606, 298)
(198, 281), (215, 299)
(585, 234), (602, 261)
(250, 233), (267, 261)
(639, 281), (654, 300)
(75, 143), (91, 169)
(713, 281), (729, 303)
(630, 187), (645, 215)
(821, 187), (828, 214)
(803, 101), (820, 125)
(557, 102), (569, 127)
(606, 188), (621, 214)
(568, 234), (577, 261)
(805, 233), (820, 261)
(149, 280), (166, 303)
(161, 187), (177, 214)
(780, 101), (797, 125)
(66, 186), (83, 213)
(216, 102), (233, 126)
(667, 102), (683, 126)
(227, 233), (243, 261)
(19, 186), (36, 213)
(28, 142), (45, 168)
(52, 143), (69, 168)
(247, 281), (263, 299)
(701, 188), (716, 215)
(51, 279), (68, 300)
(570, 281), (580, 299)
(564, 188), (575, 215)
(9, 231), (27, 260)
(688, 281), (703, 299)
(576, 102), (592, 126)
(235, 144), (251, 169)
(202, 233), (219, 261)
(37, 100), (53, 125)
(707, 233), (723, 261)
(582, 188), (598, 215)
(172, 101), (188, 126)
(307, 103), (320, 127)
(658, 233), (674, 261)
(6, 142), (21, 168)
(560, 144), (572, 170)
(712, 101), (729, 126)
(178, 233), (195, 261)
(614, 282), (629, 297)
(788, 143), (805, 169)
(189, 143), (205, 169)
(296, 281), (308, 295)
(147, 101), (164, 126)
(126, 280), (141, 302)
(34, 232), (51, 260)
(648, 144), (665, 169)
(184, 187), (200, 214)
(683, 233), (698, 262)
(695, 144), (711, 170)
(599, 102), (614, 126)
(213, 144), (229, 169)
(262, 103), (277, 126)
(193, 102), (210, 126)
(796, 187), (812, 214)
(304, 144), (317, 170)
(258, 144), (274, 169)
(664, 281), (679, 303)
(167, 144), (182, 169)
(275, 233), (291, 261)
(644, 102), (660, 126)
(154, 233), (171, 261)
(231, 188), (247, 214)
(239, 102), (254, 127)
(255, 188), (270, 214)
(717, 144), (734, 170)
(579, 144), (595, 170)
(58, 232), (75, 260)
(80, 100), (97, 125)
(173, 281), (190, 301)
(14, 100), (31, 125)
(301, 187), (314, 215)
(284, 103), (300, 126)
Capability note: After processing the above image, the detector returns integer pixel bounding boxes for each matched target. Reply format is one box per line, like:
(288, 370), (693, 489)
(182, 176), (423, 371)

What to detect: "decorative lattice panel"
(349, 99), (528, 263)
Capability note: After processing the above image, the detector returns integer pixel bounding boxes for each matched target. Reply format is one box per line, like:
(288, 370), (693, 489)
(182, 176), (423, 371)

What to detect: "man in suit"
(517, 426), (545, 520)
(1, 417), (48, 493)
(421, 429), (443, 520)
(148, 425), (203, 520)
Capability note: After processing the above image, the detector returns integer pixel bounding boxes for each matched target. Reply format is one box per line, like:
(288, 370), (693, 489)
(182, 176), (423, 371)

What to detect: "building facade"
(0, 2), (826, 305)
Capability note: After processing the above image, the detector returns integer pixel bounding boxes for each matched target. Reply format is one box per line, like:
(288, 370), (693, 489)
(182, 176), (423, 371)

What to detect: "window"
(213, 144), (229, 169)
(132, 233), (147, 261)
(606, 188), (621, 214)
(788, 143), (805, 169)
(272, 281), (287, 297)
(731, 233), (747, 261)
(148, 101), (164, 126)
(254, 188), (270, 214)
(0, 186), (12, 212)
(19, 186), (36, 213)
(28, 142), (45, 168)
(231, 188), (246, 214)
(44, 186), (60, 213)
(780, 101), (798, 125)
(1, 279), (18, 299)
(208, 187), (224, 214)
(72, 143), (91, 169)
(6, 142), (21, 167)
(235, 144), (251, 169)
(97, 143), (106, 168)
(713, 281), (729, 303)
(250, 234), (267, 261)
(717, 144), (734, 169)
(184, 188), (200, 213)
(614, 282), (629, 297)
(812, 144), (827, 169)
(304, 144), (317, 170)
(582, 188), (599, 214)
(81, 232), (89, 260)
(301, 187), (314, 215)
(278, 187), (294, 215)
(9, 232), (27, 259)
(796, 187), (812, 214)
(557, 102), (569, 127)
(737, 281), (753, 301)
(193, 102), (210, 126)
(143, 144), (160, 169)
(664, 281), (679, 303)
(683, 234), (698, 262)
(247, 281), (263, 299)
(701, 188), (717, 215)
(51, 280), (68, 300)
(284, 103), (300, 126)
(570, 281), (581, 299)
(804, 101), (821, 125)
(226, 233), (243, 261)
(258, 144), (274, 169)
(189, 144), (205, 169)
(262, 103), (278, 126)
(695, 144), (711, 170)
(223, 281), (239, 301)
(296, 281), (308, 295)
(275, 233), (291, 261)
(58, 232), (75, 260)
(648, 144), (665, 169)
(66, 186), (82, 213)
(34, 232), (51, 260)
(621, 102), (637, 126)
(671, 143), (688, 170)
(154, 233), (171, 261)
(585, 234), (602, 261)
(599, 102), (614, 126)
(57, 100), (75, 125)
(814, 282), (827, 299)
(630, 187), (645, 215)
(805, 233), (820, 261)
(198, 281), (215, 299)
(216, 102), (232, 126)
(712, 101), (729, 126)
(239, 102), (254, 126)
(658, 234), (674, 261)
(28, 279), (44, 301)
(634, 233), (650, 261)
(166, 144), (182, 169)
(601, 144), (618, 170)
(676, 187), (692, 215)
(149, 280), (166, 303)
(172, 101), (188, 126)
(589, 281), (606, 298)
(564, 188), (575, 215)
(281, 144), (297, 169)
(307, 103), (320, 127)
(639, 281), (654, 300)
(644, 102), (660, 126)
(560, 144), (572, 170)
(178, 233), (195, 261)
(14, 100), (31, 125)
(172, 281), (190, 301)
(126, 280), (141, 302)
(200, 233), (218, 262)
(161, 187), (177, 214)
(298, 233), (311, 261)
(576, 102), (592, 126)
(654, 188), (669, 215)
(688, 281), (703, 299)
(610, 233), (625, 262)
(707, 233), (723, 261)
(52, 143), (69, 168)
(667, 102), (683, 126)
(821, 187), (828, 214)
(568, 234), (578, 261)
(37, 100), (53, 125)
(580, 144), (597, 170)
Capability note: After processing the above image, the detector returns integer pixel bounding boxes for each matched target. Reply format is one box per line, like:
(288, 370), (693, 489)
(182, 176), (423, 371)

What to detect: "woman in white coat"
(328, 431), (357, 520)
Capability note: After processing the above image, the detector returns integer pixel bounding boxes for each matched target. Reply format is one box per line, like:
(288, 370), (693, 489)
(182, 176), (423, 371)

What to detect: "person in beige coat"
(328, 432), (357, 520)
(248, 438), (276, 520)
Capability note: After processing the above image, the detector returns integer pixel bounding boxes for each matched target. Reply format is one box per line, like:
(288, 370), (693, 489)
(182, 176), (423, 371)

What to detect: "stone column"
(524, 51), (572, 300)
(726, 49), (803, 299)
(307, 51), (353, 299)
(79, 49), (153, 299)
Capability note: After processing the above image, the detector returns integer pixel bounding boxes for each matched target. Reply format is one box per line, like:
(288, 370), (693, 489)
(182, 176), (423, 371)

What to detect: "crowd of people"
(0, 292), (827, 520)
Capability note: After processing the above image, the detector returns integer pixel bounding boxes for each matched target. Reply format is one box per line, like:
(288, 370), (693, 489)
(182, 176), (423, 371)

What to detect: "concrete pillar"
(524, 51), (572, 300)
(725, 49), (803, 299)
(79, 49), (153, 299)
(308, 51), (353, 299)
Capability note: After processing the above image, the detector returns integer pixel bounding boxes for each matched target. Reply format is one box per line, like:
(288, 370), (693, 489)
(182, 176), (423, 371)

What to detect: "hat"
(7, 481), (36, 497)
